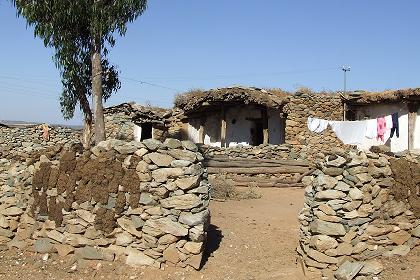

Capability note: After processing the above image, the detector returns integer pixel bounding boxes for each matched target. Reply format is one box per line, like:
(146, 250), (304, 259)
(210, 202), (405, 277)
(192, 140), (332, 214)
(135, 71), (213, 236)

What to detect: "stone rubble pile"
(298, 150), (420, 280)
(0, 138), (210, 270)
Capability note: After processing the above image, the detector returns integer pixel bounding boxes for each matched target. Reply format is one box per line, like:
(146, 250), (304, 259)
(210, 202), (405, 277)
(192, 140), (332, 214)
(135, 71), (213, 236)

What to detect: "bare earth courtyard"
(0, 188), (419, 280)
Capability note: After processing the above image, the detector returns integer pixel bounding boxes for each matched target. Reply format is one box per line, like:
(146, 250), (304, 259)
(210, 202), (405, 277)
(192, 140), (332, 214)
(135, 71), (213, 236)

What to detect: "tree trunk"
(91, 35), (105, 144)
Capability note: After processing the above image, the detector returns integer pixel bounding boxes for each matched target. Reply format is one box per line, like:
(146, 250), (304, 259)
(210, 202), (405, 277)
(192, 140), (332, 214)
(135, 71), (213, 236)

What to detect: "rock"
(310, 220), (346, 236)
(143, 139), (162, 151)
(34, 238), (54, 253)
(335, 242), (353, 256)
(310, 235), (338, 252)
(117, 217), (143, 238)
(306, 247), (338, 264)
(316, 175), (338, 189)
(181, 140), (198, 152)
(186, 253), (203, 270)
(343, 201), (363, 212)
(315, 190), (347, 200)
(1, 207), (23, 216)
(184, 242), (203, 254)
(344, 210), (359, 219)
(171, 160), (192, 168)
(167, 149), (197, 162)
(160, 194), (201, 210)
(148, 153), (174, 167)
(75, 210), (95, 224)
(359, 259), (383, 275)
(116, 232), (134, 246)
(175, 176), (200, 191)
(179, 210), (209, 227)
(388, 230), (411, 245)
(114, 144), (138, 155)
(385, 245), (410, 256)
(335, 181), (351, 192)
(54, 244), (75, 257)
(334, 261), (364, 280)
(323, 167), (343, 176)
(0, 228), (14, 238)
(163, 139), (182, 149)
(365, 225), (393, 237)
(126, 250), (155, 266)
(46, 230), (66, 243)
(352, 242), (367, 254)
(327, 155), (347, 167)
(163, 244), (180, 263)
(318, 204), (336, 216)
(139, 193), (156, 205)
(386, 201), (406, 217)
(349, 188), (364, 200)
(152, 168), (184, 182)
(75, 246), (115, 261)
(158, 234), (179, 245)
(411, 225), (420, 238)
(144, 218), (188, 237)
(0, 215), (9, 228)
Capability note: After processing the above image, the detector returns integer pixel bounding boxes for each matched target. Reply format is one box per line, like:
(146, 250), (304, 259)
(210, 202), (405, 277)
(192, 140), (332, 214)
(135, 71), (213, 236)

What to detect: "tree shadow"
(201, 224), (223, 268)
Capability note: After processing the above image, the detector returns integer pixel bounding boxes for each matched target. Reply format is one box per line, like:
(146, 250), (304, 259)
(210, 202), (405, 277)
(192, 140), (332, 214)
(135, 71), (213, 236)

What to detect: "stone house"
(343, 88), (420, 152)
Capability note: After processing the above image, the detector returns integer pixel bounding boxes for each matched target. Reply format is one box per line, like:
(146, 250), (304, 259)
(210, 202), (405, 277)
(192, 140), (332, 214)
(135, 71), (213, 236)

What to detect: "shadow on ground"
(201, 224), (223, 268)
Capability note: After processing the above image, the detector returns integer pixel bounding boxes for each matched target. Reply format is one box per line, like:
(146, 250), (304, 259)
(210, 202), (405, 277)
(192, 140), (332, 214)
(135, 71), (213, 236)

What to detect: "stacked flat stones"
(202, 145), (292, 160)
(298, 150), (420, 280)
(0, 125), (80, 160)
(1, 138), (210, 270)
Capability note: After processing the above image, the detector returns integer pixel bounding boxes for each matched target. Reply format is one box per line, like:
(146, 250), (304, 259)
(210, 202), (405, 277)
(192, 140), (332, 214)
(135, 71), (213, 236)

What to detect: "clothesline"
(307, 112), (399, 145)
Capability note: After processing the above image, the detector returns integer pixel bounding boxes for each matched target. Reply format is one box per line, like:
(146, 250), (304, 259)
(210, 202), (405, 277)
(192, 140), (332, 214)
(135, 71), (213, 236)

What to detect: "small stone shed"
(174, 87), (290, 147)
(344, 88), (420, 152)
(104, 102), (174, 141)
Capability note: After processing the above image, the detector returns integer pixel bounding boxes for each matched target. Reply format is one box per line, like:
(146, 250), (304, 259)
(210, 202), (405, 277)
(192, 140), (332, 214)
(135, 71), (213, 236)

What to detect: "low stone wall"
(298, 150), (420, 279)
(0, 138), (210, 270)
(201, 144), (293, 160)
(0, 125), (80, 160)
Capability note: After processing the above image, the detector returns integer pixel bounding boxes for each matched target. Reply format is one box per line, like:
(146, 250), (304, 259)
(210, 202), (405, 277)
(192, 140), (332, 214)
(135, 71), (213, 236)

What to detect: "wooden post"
(262, 108), (269, 144)
(408, 103), (418, 150)
(199, 116), (205, 144)
(220, 105), (227, 148)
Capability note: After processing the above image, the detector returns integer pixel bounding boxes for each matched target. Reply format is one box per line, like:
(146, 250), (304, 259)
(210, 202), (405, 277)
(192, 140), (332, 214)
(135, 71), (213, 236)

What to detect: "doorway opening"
(141, 123), (153, 140)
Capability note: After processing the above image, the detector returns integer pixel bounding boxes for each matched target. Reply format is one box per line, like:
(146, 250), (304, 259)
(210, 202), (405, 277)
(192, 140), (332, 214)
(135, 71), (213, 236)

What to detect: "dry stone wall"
(284, 93), (348, 160)
(298, 149), (420, 279)
(0, 138), (210, 270)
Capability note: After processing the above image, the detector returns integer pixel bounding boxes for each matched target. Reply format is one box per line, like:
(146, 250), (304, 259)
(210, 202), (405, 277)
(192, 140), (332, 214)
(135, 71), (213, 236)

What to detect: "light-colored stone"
(144, 218), (188, 237)
(117, 217), (143, 238)
(175, 176), (200, 191)
(179, 210), (209, 227)
(388, 230), (411, 245)
(183, 242), (203, 255)
(315, 190), (346, 200)
(160, 194), (201, 210)
(334, 261), (364, 280)
(310, 235), (338, 252)
(54, 244), (75, 257)
(359, 259), (383, 275)
(1, 207), (23, 216)
(310, 219), (346, 236)
(75, 210), (95, 224)
(148, 153), (174, 167)
(349, 188), (364, 200)
(152, 168), (184, 182)
(126, 250), (155, 266)
(163, 244), (180, 263)
(116, 232), (134, 246)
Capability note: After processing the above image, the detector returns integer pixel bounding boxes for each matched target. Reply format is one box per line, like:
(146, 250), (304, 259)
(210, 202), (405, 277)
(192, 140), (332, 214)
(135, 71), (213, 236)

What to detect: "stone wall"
(201, 144), (293, 160)
(284, 93), (348, 160)
(104, 111), (136, 141)
(298, 149), (420, 279)
(0, 125), (80, 160)
(0, 138), (210, 270)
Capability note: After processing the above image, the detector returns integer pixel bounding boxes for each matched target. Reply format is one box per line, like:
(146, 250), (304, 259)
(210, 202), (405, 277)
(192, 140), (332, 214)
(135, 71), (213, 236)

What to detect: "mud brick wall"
(284, 93), (348, 160)
(297, 150), (420, 279)
(1, 138), (210, 270)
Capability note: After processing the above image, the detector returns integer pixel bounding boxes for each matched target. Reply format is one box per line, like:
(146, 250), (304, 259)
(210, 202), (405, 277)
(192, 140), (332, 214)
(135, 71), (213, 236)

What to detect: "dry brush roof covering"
(104, 102), (171, 124)
(174, 86), (291, 113)
(345, 88), (420, 105)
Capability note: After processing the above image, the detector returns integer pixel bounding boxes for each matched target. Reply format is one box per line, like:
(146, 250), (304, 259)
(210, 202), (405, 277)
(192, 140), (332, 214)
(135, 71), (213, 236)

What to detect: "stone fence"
(0, 138), (210, 270)
(298, 150), (420, 279)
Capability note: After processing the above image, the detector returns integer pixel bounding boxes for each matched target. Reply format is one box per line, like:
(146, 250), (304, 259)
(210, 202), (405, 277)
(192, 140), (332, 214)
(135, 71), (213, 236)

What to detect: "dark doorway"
(141, 123), (152, 140)
(250, 120), (264, 146)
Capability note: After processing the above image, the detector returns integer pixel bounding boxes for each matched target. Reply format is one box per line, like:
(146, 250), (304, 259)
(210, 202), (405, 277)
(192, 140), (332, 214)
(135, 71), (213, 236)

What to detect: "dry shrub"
(210, 178), (261, 200)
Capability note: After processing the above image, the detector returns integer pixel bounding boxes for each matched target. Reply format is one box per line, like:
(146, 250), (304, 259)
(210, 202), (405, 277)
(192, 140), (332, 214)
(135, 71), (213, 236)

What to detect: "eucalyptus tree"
(13, 0), (147, 144)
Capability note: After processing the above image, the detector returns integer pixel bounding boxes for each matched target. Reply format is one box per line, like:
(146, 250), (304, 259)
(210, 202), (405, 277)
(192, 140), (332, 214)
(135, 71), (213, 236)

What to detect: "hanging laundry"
(330, 120), (368, 145)
(307, 117), (329, 133)
(390, 112), (399, 138)
(376, 117), (386, 142)
(365, 119), (377, 139)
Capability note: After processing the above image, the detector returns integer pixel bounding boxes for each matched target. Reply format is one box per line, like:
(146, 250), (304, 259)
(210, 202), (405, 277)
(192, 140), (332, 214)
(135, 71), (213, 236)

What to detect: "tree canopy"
(13, 0), (147, 143)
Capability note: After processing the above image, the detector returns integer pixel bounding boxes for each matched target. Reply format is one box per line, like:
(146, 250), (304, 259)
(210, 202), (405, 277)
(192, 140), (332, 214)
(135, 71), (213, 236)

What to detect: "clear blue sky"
(1, 1), (419, 125)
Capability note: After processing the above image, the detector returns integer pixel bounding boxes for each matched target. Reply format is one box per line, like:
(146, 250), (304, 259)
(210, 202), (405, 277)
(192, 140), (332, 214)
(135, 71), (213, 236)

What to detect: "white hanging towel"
(307, 117), (329, 133)
(330, 120), (368, 145)
(365, 119), (377, 139)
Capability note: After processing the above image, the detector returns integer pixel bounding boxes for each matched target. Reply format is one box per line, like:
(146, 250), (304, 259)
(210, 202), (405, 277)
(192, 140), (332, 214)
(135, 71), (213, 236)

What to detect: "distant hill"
(0, 120), (83, 130)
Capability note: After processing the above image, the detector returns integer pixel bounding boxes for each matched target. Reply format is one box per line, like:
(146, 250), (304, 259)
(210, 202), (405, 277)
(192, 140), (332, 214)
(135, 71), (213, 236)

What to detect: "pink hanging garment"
(377, 117), (386, 141)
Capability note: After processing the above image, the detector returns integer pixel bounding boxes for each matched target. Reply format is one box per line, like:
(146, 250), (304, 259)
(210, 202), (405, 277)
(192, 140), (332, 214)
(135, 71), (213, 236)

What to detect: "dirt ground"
(0, 188), (419, 280)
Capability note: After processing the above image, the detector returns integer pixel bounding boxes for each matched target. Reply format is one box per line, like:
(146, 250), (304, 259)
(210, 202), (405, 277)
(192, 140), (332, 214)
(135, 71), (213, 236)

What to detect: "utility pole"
(341, 66), (351, 120)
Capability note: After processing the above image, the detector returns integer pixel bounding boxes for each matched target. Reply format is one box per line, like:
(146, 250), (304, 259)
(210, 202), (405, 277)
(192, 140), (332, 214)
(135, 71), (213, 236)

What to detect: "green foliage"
(12, 0), (147, 120)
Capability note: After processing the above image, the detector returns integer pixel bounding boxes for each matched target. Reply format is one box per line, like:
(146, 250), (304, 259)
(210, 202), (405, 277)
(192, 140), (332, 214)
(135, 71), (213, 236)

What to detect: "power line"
(120, 76), (180, 92)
